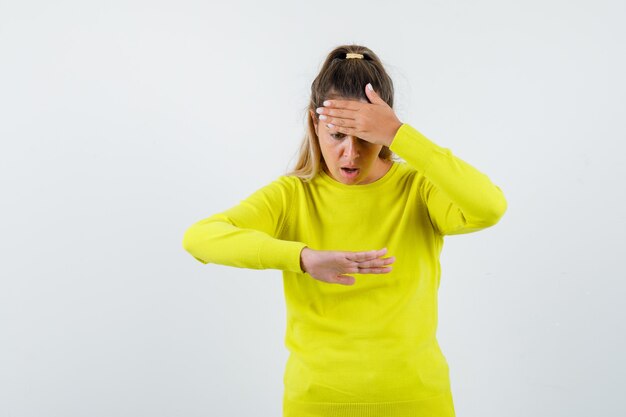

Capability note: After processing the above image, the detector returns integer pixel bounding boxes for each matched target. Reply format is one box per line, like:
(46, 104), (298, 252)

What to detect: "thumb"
(365, 83), (384, 104)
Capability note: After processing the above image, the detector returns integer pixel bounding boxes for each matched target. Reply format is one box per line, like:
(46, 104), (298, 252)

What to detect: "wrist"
(385, 121), (403, 147)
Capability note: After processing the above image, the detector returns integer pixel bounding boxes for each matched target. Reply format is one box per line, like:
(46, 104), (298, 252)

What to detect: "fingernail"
(367, 83), (373, 91)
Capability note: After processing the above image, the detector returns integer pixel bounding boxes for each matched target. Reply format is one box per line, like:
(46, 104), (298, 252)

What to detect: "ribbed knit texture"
(183, 123), (507, 417)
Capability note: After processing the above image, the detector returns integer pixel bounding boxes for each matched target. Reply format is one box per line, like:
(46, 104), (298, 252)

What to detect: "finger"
(323, 115), (354, 128)
(381, 255), (395, 264)
(325, 123), (357, 136)
(355, 256), (395, 268)
(326, 123), (361, 138)
(323, 99), (363, 111)
(343, 266), (360, 274)
(319, 114), (352, 128)
(321, 116), (354, 130)
(317, 107), (356, 120)
(356, 266), (393, 274)
(365, 83), (386, 105)
(350, 249), (389, 264)
(345, 248), (387, 262)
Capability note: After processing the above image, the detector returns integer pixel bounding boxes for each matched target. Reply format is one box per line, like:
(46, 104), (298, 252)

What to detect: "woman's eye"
(331, 133), (344, 140)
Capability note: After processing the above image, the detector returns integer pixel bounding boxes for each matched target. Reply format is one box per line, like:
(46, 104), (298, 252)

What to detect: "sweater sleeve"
(182, 176), (308, 272)
(389, 123), (508, 235)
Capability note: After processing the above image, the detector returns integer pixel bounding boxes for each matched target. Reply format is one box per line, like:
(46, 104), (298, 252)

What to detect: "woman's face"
(310, 98), (391, 185)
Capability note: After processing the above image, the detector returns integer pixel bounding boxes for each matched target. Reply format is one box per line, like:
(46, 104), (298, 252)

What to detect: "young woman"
(183, 44), (507, 417)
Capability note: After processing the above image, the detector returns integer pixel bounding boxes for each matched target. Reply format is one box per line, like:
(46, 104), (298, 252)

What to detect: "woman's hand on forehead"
(315, 84), (403, 147)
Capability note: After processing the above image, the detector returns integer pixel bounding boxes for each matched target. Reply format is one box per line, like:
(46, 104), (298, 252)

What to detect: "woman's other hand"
(299, 247), (395, 286)
(315, 83), (403, 148)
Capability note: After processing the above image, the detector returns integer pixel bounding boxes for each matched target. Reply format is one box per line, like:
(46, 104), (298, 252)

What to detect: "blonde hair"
(285, 44), (400, 181)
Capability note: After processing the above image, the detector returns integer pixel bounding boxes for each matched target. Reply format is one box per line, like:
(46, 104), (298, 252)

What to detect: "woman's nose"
(343, 136), (360, 158)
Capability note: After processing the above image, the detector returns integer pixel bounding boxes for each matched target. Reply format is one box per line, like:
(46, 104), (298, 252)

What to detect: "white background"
(1, 1), (624, 416)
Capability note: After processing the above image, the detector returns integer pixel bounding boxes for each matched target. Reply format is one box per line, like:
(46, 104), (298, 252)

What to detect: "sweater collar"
(317, 161), (399, 191)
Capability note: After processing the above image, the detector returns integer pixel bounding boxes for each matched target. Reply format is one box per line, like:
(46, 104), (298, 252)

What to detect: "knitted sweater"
(182, 123), (507, 417)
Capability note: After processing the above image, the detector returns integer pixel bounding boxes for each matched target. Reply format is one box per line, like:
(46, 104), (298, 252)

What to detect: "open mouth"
(341, 167), (359, 175)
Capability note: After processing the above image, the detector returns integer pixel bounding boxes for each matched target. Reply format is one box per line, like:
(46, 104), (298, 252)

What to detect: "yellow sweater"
(182, 123), (507, 417)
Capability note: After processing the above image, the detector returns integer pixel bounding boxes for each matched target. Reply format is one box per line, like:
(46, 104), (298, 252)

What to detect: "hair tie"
(346, 53), (364, 59)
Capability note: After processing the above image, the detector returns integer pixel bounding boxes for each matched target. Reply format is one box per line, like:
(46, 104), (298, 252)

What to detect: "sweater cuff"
(258, 239), (308, 273)
(389, 123), (440, 173)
